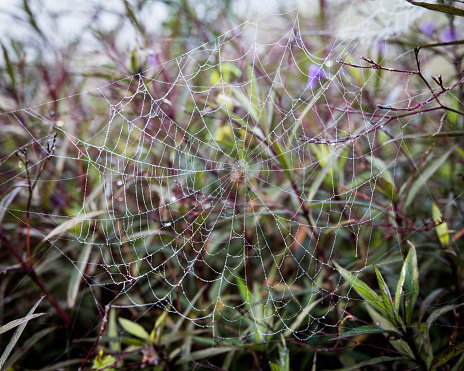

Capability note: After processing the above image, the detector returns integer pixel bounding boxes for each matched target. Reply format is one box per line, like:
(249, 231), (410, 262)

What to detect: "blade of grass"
(67, 238), (94, 309)
(0, 313), (47, 335)
(0, 296), (45, 369)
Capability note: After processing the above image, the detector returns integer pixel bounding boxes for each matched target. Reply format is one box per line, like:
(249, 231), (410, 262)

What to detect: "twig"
(338, 56), (419, 75)
(0, 228), (72, 327)
(78, 304), (111, 371)
(15, 133), (57, 263)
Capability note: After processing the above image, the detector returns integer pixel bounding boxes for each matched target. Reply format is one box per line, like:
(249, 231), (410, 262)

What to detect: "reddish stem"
(0, 228), (72, 327)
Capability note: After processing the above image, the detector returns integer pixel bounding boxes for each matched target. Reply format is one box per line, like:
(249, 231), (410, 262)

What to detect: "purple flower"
(147, 53), (159, 67)
(440, 26), (458, 43)
(307, 64), (326, 89)
(418, 21), (435, 36)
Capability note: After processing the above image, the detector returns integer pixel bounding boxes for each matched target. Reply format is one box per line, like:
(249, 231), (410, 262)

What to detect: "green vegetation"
(0, 1), (463, 370)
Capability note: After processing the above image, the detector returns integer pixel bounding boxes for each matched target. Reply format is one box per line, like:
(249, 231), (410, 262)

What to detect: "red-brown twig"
(78, 304), (111, 371)
(0, 228), (72, 327)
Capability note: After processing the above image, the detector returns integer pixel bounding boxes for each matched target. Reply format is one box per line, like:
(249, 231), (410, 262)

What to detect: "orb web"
(0, 0), (460, 345)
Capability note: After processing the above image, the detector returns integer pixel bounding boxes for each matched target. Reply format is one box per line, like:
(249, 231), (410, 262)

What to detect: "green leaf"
(418, 323), (431, 356)
(395, 242), (419, 325)
(330, 325), (396, 340)
(236, 276), (250, 305)
(432, 341), (464, 368)
(419, 288), (444, 322)
(284, 297), (322, 337)
(108, 308), (120, 352)
(366, 155), (394, 184)
(273, 141), (293, 181)
(390, 338), (415, 359)
(166, 284), (207, 348)
(3, 326), (58, 370)
(375, 177), (398, 203)
(417, 322), (433, 369)
(451, 352), (464, 371)
(118, 318), (150, 341)
(394, 130), (464, 139)
(278, 345), (289, 371)
(426, 303), (464, 330)
(270, 363), (282, 371)
(0, 182), (24, 224)
(0, 297), (45, 369)
(374, 265), (402, 327)
(175, 347), (236, 365)
(364, 303), (401, 335)
(334, 262), (386, 315)
(121, 338), (146, 347)
(322, 356), (404, 371)
(21, 0), (43, 35)
(432, 202), (450, 248)
(1, 44), (16, 91)
(152, 308), (169, 345)
(92, 349), (116, 370)
(404, 149), (452, 209)
(40, 210), (108, 246)
(0, 313), (47, 335)
(406, 0), (464, 17)
(67, 239), (93, 309)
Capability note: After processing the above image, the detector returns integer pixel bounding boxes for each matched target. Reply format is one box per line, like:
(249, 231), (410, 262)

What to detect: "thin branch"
(0, 228), (72, 327)
(338, 56), (419, 75)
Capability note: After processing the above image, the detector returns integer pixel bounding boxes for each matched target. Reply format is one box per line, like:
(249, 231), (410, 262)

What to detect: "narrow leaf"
(278, 346), (289, 371)
(118, 318), (150, 341)
(322, 356), (404, 371)
(433, 341), (464, 368)
(2, 326), (57, 370)
(67, 240), (93, 309)
(406, 0), (464, 17)
(166, 285), (207, 348)
(364, 303), (401, 335)
(391, 338), (415, 359)
(426, 303), (464, 330)
(419, 288), (444, 322)
(40, 210), (108, 244)
(432, 202), (450, 248)
(236, 276), (251, 304)
(273, 141), (293, 181)
(0, 313), (47, 335)
(330, 325), (396, 340)
(404, 149), (452, 208)
(376, 177), (397, 203)
(450, 352), (464, 371)
(153, 308), (169, 345)
(334, 262), (386, 315)
(176, 347), (236, 365)
(108, 308), (120, 352)
(1, 45), (16, 90)
(417, 323), (432, 357)
(395, 242), (419, 325)
(0, 182), (24, 224)
(284, 297), (321, 337)
(0, 296), (45, 369)
(374, 265), (401, 327)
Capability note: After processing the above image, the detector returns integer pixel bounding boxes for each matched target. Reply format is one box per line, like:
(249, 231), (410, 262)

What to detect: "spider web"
(2, 0), (457, 344)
